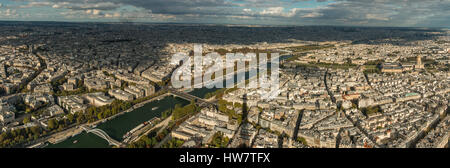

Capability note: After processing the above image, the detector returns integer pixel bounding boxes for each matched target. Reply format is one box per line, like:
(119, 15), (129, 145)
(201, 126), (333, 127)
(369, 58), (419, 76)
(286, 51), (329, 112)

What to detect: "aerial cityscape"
(0, 0), (448, 149)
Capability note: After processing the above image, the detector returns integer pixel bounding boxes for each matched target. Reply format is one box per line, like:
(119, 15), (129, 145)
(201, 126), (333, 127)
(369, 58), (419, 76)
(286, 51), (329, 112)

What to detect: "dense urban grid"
(0, 22), (448, 148)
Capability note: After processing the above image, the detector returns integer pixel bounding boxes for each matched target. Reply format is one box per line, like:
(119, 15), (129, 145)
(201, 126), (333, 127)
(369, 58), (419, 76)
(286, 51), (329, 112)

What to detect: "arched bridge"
(80, 126), (123, 147)
(168, 88), (217, 108)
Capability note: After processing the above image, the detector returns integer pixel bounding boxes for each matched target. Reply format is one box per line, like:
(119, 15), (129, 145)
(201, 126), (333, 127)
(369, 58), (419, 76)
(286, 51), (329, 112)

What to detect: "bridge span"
(80, 126), (124, 147)
(168, 88), (217, 108)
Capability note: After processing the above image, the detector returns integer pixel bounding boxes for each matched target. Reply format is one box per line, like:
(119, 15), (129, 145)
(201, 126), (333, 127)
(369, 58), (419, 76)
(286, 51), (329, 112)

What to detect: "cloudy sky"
(0, 0), (448, 27)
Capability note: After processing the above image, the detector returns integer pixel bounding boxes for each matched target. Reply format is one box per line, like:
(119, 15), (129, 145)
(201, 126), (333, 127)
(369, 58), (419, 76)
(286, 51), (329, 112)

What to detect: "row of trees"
(213, 48), (273, 56)
(128, 125), (172, 148)
(42, 99), (133, 137)
(363, 60), (382, 75)
(172, 100), (200, 121)
(310, 61), (357, 70)
(130, 90), (166, 105)
(82, 100), (132, 123)
(204, 87), (238, 99)
(162, 138), (185, 148)
(0, 126), (43, 148)
(56, 90), (168, 130)
(287, 44), (335, 53)
(285, 45), (335, 62)
(161, 109), (172, 119)
(128, 131), (160, 148)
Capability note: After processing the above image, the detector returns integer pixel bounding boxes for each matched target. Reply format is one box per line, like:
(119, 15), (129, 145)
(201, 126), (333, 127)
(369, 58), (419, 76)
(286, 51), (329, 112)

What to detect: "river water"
(46, 95), (189, 148)
(46, 54), (291, 148)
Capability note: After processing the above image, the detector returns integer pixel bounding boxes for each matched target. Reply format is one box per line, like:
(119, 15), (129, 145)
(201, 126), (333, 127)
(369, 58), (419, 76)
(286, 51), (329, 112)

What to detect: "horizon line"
(0, 20), (448, 29)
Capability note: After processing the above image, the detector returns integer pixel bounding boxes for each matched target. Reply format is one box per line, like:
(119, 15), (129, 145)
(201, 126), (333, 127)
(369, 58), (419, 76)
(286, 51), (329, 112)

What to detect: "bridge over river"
(80, 126), (124, 147)
(168, 88), (217, 108)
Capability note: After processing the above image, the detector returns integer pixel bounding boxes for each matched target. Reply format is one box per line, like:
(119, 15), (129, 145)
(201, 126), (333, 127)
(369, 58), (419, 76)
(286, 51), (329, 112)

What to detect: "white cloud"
(19, 2), (53, 8)
(105, 12), (121, 18)
(51, 2), (121, 10)
(302, 12), (323, 18)
(258, 7), (301, 17)
(366, 14), (390, 21)
(151, 14), (177, 20)
(260, 7), (284, 16)
(92, 9), (101, 15)
(85, 9), (102, 15)
(228, 15), (253, 19)
(1, 9), (18, 17)
(52, 2), (69, 9)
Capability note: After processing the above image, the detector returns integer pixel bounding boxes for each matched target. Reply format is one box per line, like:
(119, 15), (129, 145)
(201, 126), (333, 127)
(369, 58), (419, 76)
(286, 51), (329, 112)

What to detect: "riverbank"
(45, 94), (188, 148)
(45, 93), (171, 145)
